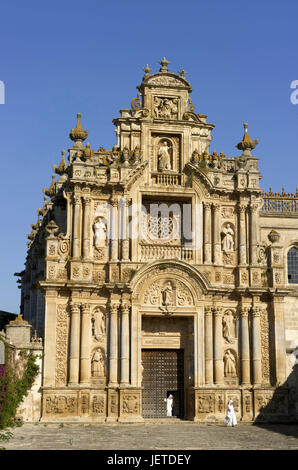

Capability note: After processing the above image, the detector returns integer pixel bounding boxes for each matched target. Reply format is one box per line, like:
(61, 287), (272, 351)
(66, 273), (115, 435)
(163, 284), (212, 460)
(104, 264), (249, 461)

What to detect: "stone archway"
(130, 260), (208, 420)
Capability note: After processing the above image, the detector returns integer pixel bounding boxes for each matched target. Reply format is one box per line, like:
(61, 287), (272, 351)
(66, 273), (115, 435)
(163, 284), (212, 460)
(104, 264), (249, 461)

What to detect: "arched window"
(288, 247), (298, 283)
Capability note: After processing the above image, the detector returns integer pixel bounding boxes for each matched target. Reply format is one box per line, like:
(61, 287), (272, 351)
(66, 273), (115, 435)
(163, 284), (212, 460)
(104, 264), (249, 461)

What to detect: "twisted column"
(205, 306), (213, 385)
(69, 302), (81, 384)
(240, 306), (250, 385)
(213, 307), (224, 384)
(203, 202), (212, 263)
(109, 303), (119, 384)
(82, 197), (91, 259)
(72, 195), (81, 259)
(80, 303), (91, 384)
(120, 302), (130, 384)
(251, 306), (262, 385)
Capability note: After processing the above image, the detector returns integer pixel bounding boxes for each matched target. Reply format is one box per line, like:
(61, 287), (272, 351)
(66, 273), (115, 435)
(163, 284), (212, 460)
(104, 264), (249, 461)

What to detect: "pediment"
(144, 73), (192, 91)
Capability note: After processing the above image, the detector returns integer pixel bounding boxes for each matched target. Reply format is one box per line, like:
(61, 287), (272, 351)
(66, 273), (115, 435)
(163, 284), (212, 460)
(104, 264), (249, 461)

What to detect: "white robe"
(166, 397), (173, 416)
(224, 401), (237, 426)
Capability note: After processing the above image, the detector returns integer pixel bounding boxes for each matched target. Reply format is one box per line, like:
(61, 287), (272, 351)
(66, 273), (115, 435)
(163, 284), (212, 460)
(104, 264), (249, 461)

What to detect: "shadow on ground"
(254, 358), (298, 439)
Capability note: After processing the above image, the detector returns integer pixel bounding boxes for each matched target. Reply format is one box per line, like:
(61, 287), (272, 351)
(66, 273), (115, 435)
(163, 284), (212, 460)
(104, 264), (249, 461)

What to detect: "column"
(43, 290), (57, 387)
(238, 203), (247, 264)
(213, 307), (224, 385)
(271, 296), (287, 384)
(80, 303), (91, 384)
(249, 203), (259, 264)
(213, 204), (221, 265)
(109, 302), (119, 384)
(69, 302), (81, 385)
(251, 306), (262, 385)
(120, 302), (130, 384)
(240, 306), (250, 385)
(203, 202), (212, 263)
(82, 197), (91, 259)
(111, 198), (119, 261)
(72, 195), (81, 259)
(205, 306), (213, 385)
(121, 196), (130, 261)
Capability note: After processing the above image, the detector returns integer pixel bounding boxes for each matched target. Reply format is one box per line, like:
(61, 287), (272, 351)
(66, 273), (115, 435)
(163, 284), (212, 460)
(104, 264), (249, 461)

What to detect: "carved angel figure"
(222, 224), (234, 252)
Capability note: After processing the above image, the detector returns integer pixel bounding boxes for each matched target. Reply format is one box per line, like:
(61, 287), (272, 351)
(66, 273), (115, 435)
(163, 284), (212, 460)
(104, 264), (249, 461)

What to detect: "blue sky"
(0, 0), (297, 313)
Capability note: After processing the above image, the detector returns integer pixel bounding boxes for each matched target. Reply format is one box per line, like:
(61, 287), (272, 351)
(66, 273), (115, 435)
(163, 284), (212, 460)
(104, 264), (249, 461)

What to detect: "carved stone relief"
(92, 395), (105, 415)
(122, 394), (140, 415)
(55, 304), (69, 386)
(154, 96), (179, 120)
(260, 308), (270, 385)
(143, 279), (193, 311)
(45, 395), (77, 415)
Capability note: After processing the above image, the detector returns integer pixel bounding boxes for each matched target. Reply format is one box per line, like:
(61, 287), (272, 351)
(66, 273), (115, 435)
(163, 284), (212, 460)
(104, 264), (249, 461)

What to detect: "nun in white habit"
(224, 399), (237, 427)
(164, 394), (174, 416)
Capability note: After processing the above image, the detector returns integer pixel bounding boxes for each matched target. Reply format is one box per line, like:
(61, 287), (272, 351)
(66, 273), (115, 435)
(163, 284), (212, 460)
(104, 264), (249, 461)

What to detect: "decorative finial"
(43, 175), (56, 198)
(53, 150), (68, 175)
(159, 57), (170, 73)
(69, 113), (88, 148)
(236, 123), (259, 154)
(142, 64), (151, 76)
(178, 70), (186, 77)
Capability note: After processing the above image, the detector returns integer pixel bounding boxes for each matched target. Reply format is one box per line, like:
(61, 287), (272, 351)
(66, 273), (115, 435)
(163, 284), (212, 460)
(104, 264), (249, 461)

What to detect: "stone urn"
(268, 229), (280, 244)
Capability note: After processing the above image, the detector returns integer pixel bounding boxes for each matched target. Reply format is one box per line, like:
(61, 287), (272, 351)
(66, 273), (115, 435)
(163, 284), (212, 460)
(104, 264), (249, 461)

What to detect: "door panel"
(142, 349), (184, 418)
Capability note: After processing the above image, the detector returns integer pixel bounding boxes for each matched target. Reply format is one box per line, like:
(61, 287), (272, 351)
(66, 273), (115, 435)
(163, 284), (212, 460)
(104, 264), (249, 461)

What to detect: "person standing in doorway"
(165, 394), (174, 417)
(224, 399), (237, 427)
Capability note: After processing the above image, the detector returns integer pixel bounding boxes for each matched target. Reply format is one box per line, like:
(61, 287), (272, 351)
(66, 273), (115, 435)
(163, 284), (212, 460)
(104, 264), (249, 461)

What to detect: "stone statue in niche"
(91, 349), (105, 377)
(222, 224), (234, 252)
(93, 217), (107, 248)
(224, 350), (237, 377)
(161, 281), (174, 306)
(158, 141), (172, 171)
(222, 311), (235, 344)
(91, 309), (106, 340)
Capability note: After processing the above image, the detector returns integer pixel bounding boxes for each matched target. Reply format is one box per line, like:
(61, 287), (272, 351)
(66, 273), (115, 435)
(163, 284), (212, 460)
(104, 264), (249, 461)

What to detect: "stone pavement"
(2, 421), (298, 450)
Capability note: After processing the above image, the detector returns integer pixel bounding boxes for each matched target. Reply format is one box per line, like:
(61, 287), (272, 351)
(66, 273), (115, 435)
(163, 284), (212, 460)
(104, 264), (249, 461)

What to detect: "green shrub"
(0, 340), (39, 430)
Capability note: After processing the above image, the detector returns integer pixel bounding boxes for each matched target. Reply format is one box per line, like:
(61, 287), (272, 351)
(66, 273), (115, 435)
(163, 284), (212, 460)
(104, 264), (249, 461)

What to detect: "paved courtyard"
(2, 421), (298, 450)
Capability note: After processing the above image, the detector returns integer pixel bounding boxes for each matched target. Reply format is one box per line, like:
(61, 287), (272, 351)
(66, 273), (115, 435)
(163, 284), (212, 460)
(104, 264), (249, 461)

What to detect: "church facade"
(17, 58), (298, 422)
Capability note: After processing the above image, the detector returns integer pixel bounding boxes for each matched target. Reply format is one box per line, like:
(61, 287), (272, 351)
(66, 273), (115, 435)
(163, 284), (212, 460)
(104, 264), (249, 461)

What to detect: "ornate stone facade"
(16, 58), (298, 423)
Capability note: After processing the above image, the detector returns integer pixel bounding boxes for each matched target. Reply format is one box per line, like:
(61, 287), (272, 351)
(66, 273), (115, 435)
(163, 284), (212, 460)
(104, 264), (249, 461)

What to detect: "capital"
(205, 306), (213, 316)
(82, 196), (92, 205)
(237, 204), (247, 214)
(121, 302), (130, 315)
(213, 306), (223, 317)
(70, 302), (80, 314)
(109, 303), (119, 315)
(204, 202), (212, 210)
(73, 195), (81, 205)
(251, 306), (261, 317)
(81, 303), (90, 314)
